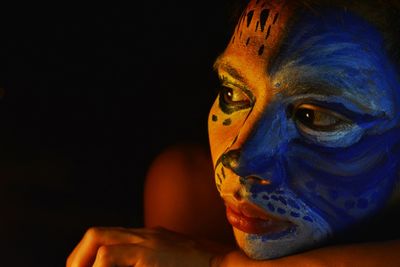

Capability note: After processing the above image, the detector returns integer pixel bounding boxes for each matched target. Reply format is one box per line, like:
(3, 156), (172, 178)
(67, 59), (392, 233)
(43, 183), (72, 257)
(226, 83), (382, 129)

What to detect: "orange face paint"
(209, 0), (293, 194)
(208, 0), (400, 260)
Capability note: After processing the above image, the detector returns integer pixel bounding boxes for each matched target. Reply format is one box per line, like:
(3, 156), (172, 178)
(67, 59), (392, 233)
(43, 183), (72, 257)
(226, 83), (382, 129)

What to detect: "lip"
(225, 202), (294, 235)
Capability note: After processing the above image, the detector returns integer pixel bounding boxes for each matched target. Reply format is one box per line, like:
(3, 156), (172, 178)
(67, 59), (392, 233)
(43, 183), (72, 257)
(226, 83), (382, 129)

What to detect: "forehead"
(230, 0), (289, 54)
(217, 0), (292, 72)
(216, 0), (399, 119)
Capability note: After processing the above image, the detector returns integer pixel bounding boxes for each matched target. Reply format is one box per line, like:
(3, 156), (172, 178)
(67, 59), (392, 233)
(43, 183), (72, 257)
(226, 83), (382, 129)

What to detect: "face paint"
(208, 0), (400, 260)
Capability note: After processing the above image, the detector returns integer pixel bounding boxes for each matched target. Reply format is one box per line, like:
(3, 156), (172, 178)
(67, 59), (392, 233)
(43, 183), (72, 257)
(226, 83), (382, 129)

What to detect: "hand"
(66, 226), (220, 267)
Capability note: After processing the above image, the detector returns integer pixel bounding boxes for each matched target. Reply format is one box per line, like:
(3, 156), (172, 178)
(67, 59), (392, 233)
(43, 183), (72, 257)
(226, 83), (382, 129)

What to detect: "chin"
(233, 215), (332, 260)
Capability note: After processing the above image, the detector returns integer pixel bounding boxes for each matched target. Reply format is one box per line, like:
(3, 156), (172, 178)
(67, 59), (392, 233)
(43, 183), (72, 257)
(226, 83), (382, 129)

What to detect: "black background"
(0, 2), (237, 266)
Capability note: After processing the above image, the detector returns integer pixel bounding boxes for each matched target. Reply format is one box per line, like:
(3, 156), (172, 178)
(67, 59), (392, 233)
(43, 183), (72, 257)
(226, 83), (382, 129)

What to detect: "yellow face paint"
(208, 0), (294, 258)
(209, 0), (400, 260)
(209, 1), (293, 193)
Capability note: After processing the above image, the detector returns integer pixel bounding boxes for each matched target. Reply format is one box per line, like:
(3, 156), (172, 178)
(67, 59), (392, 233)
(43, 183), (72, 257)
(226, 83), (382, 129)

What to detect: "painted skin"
(208, 0), (400, 260)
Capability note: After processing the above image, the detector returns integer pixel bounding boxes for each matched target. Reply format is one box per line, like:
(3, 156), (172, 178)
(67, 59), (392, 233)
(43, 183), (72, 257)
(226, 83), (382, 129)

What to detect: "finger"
(66, 227), (146, 267)
(92, 244), (148, 267)
(124, 226), (168, 236)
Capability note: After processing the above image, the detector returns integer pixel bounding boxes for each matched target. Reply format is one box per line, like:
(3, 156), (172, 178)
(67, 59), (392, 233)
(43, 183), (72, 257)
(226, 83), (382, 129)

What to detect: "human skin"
(66, 146), (400, 267)
(209, 0), (400, 260)
(66, 0), (400, 266)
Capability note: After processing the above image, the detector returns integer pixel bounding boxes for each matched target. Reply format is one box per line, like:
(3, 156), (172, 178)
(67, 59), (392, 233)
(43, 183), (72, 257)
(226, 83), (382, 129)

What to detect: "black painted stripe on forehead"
(273, 12), (280, 24)
(247, 10), (255, 27)
(228, 1), (288, 59)
(258, 45), (265, 55)
(266, 25), (271, 39)
(260, 9), (270, 32)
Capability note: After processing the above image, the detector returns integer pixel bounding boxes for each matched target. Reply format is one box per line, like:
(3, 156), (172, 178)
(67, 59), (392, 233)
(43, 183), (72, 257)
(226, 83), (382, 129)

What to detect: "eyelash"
(289, 103), (353, 132)
(218, 85), (253, 114)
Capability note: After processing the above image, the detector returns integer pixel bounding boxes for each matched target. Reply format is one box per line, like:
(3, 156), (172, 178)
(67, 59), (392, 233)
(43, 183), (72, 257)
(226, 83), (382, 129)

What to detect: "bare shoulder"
(146, 143), (213, 178)
(144, 143), (215, 210)
(144, 143), (233, 243)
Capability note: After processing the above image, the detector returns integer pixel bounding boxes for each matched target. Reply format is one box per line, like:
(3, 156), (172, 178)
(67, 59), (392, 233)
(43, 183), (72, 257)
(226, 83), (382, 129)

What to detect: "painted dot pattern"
(252, 189), (321, 225)
(223, 118), (232, 126)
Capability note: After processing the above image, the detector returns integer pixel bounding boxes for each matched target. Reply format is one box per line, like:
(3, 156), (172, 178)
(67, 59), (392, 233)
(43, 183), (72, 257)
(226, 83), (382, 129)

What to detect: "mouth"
(225, 202), (294, 235)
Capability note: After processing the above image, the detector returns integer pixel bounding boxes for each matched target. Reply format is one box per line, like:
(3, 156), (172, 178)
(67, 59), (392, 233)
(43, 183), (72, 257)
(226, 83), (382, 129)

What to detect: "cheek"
(208, 97), (250, 163)
(285, 144), (399, 230)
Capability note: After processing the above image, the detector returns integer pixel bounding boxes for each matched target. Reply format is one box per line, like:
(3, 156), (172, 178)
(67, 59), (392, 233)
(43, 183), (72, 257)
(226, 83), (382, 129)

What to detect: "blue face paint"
(231, 8), (400, 259)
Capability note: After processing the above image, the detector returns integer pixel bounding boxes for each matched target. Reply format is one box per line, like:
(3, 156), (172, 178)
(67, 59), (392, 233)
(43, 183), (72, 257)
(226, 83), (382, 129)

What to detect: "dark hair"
(294, 0), (400, 67)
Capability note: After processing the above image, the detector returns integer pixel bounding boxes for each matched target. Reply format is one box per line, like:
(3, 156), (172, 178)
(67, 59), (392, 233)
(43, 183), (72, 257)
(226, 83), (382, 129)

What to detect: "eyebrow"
(268, 10), (398, 118)
(284, 79), (380, 114)
(213, 59), (246, 84)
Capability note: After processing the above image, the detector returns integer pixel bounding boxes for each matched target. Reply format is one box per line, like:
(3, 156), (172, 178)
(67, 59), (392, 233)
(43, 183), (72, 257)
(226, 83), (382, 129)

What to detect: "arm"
(213, 240), (400, 267)
(66, 226), (400, 267)
(66, 145), (400, 266)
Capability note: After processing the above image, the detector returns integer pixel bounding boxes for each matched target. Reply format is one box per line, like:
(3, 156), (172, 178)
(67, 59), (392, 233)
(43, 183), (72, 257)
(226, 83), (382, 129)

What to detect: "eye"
(293, 104), (351, 132)
(219, 86), (252, 114)
(220, 86), (250, 106)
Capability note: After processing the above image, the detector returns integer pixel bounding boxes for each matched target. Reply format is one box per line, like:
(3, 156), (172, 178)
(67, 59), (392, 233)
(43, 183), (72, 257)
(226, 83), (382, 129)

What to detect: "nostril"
(245, 176), (271, 185)
(259, 179), (271, 185)
(221, 149), (241, 170)
(234, 190), (243, 201)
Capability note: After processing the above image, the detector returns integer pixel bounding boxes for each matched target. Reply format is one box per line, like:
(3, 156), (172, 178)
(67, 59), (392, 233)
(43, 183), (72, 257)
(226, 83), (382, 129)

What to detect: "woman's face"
(208, 0), (400, 260)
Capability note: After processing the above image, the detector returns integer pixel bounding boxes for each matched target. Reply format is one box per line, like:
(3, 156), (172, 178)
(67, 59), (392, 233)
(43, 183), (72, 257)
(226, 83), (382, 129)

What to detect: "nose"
(221, 149), (241, 170)
(221, 149), (272, 186)
(218, 103), (292, 192)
